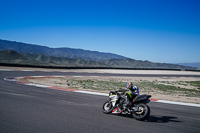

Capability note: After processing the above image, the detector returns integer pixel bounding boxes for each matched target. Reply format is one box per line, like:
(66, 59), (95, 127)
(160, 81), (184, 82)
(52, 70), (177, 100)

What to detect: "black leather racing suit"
(117, 86), (139, 109)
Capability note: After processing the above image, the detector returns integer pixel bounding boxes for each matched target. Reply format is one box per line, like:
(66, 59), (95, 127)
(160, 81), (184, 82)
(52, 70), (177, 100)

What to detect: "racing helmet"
(126, 82), (133, 89)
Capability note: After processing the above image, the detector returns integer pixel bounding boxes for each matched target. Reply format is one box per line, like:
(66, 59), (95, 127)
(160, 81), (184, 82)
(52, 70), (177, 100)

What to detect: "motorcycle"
(102, 90), (151, 121)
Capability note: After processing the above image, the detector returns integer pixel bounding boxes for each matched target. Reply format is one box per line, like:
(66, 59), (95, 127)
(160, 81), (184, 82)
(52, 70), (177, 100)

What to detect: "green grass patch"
(137, 81), (200, 97)
(186, 81), (200, 88)
(65, 79), (126, 91)
(60, 78), (200, 98)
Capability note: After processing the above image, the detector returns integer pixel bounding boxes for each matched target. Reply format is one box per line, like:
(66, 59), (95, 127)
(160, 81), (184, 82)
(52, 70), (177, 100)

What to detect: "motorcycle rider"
(117, 82), (139, 109)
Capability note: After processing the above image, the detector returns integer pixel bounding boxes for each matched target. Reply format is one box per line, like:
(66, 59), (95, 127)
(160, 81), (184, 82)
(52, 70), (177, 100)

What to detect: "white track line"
(156, 100), (200, 107)
(0, 69), (12, 71)
(52, 76), (66, 78)
(40, 70), (52, 72)
(3, 75), (200, 107)
(30, 76), (46, 78)
(21, 70), (35, 71)
(75, 91), (108, 96)
(24, 83), (52, 88)
(74, 90), (200, 107)
(4, 77), (17, 81)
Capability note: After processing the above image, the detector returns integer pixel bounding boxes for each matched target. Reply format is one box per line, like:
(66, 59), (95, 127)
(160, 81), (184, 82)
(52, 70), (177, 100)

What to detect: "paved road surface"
(0, 71), (200, 133)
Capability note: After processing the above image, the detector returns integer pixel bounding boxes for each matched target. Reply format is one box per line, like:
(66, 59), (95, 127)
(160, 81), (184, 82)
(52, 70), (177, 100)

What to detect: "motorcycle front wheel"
(132, 103), (150, 121)
(102, 101), (113, 114)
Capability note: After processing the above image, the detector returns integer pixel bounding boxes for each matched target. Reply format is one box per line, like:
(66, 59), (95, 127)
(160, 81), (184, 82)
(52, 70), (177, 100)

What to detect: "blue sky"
(0, 0), (200, 63)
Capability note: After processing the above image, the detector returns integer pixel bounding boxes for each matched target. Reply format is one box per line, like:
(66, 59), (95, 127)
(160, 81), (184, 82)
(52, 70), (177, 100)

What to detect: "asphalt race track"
(0, 70), (200, 133)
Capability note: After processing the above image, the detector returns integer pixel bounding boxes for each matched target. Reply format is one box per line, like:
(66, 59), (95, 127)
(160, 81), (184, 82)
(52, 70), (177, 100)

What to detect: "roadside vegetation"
(25, 77), (200, 98)
(18, 76), (200, 103)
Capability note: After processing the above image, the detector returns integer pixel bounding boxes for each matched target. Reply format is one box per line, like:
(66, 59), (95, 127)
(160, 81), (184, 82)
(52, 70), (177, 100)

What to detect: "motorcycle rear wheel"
(102, 101), (113, 114)
(132, 103), (150, 121)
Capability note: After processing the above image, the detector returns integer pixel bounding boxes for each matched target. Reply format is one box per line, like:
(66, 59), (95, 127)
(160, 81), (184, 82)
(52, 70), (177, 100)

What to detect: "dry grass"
(18, 76), (200, 104)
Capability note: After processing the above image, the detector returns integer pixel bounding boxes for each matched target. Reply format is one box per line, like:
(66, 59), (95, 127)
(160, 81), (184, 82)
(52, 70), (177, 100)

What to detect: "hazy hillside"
(0, 50), (106, 67)
(103, 58), (195, 69)
(178, 62), (200, 68)
(0, 39), (127, 61)
(23, 53), (106, 67)
(0, 50), (196, 69)
(0, 50), (40, 65)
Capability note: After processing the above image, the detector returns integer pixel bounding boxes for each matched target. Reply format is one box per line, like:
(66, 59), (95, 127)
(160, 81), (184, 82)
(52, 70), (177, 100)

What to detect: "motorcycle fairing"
(112, 107), (122, 114)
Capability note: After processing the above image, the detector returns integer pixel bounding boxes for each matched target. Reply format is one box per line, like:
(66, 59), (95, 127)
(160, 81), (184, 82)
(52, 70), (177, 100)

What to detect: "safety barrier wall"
(0, 62), (199, 72)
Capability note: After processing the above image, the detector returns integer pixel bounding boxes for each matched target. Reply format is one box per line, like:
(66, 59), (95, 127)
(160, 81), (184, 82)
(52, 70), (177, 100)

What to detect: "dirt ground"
(18, 76), (200, 104)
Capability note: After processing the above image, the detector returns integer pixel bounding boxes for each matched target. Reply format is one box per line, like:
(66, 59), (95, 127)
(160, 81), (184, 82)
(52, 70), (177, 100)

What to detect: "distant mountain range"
(0, 50), (106, 67)
(0, 39), (126, 61)
(0, 39), (197, 69)
(177, 63), (200, 69)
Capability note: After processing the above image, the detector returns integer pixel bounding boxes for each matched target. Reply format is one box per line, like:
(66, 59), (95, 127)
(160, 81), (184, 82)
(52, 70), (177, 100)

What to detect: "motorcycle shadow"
(147, 115), (182, 123)
(115, 114), (181, 123)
